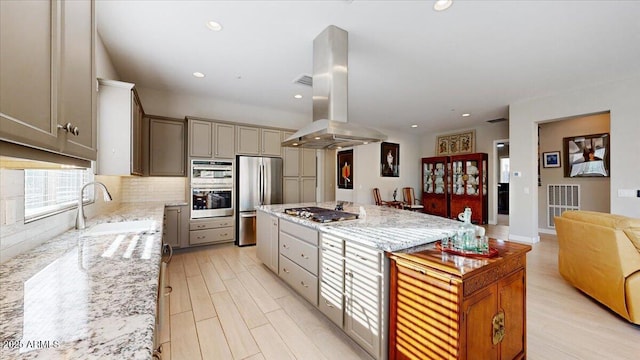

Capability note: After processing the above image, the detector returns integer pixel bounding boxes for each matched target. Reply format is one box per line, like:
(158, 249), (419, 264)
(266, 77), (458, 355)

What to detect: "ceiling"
(96, 0), (640, 135)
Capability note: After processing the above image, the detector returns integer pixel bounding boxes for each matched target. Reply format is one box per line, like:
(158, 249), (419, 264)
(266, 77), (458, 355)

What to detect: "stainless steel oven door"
(191, 187), (233, 219)
(191, 160), (233, 184)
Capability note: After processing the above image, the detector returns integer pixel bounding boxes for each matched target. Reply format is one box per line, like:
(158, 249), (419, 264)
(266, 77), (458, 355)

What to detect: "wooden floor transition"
(162, 224), (640, 360)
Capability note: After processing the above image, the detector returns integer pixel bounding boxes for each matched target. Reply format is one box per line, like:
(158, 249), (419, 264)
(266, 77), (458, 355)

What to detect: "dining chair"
(373, 188), (387, 206)
(402, 187), (424, 211)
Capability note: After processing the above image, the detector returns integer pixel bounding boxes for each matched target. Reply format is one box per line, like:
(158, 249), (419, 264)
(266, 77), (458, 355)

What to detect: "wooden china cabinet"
(422, 156), (450, 217)
(388, 239), (531, 360)
(449, 153), (488, 224)
(421, 153), (488, 224)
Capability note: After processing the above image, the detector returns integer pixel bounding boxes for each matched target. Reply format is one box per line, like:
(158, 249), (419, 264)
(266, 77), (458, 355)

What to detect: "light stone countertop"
(0, 203), (166, 359)
(257, 201), (464, 252)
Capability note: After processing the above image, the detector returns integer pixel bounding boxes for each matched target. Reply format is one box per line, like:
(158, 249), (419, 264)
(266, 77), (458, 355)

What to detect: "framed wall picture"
(542, 151), (561, 168)
(337, 149), (353, 189)
(563, 133), (610, 177)
(381, 142), (400, 177)
(436, 130), (475, 155)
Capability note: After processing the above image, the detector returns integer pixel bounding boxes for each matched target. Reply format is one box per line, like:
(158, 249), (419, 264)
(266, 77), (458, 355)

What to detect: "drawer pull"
(325, 300), (334, 308)
(197, 236), (206, 240)
(300, 281), (309, 288)
(282, 268), (290, 273)
(356, 254), (368, 262)
(220, 223), (228, 226)
(220, 233), (228, 237)
(164, 286), (173, 296)
(282, 244), (288, 249)
(301, 253), (309, 259)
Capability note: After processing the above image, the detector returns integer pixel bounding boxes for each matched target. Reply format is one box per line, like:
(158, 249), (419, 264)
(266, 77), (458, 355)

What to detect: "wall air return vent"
(487, 118), (508, 123)
(293, 74), (313, 87)
(547, 184), (580, 228)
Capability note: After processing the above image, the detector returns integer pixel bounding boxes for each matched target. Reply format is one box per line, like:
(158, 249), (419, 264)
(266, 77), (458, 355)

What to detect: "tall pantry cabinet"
(421, 153), (488, 224)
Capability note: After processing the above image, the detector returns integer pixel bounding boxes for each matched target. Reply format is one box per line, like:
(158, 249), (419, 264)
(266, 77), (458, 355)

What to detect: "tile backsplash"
(0, 171), (187, 264)
(120, 176), (187, 203)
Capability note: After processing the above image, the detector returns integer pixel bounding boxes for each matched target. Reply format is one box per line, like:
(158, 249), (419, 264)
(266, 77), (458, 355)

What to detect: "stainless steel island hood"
(281, 25), (387, 149)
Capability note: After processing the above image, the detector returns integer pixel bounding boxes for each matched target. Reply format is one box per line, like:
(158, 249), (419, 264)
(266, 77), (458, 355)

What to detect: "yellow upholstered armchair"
(554, 210), (640, 325)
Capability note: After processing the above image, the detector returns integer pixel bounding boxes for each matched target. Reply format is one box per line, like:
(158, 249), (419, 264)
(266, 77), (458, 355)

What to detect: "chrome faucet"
(76, 181), (113, 230)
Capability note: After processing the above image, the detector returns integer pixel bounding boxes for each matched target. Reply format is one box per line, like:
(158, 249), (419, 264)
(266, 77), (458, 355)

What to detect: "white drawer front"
(190, 217), (233, 231)
(279, 255), (318, 306)
(190, 227), (233, 245)
(280, 232), (318, 276)
(280, 219), (318, 246)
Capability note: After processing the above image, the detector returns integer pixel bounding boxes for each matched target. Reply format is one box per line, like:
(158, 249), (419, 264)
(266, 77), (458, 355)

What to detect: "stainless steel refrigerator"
(236, 156), (283, 246)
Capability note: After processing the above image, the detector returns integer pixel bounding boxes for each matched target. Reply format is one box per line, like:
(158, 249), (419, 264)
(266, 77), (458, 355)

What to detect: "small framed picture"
(543, 151), (561, 168)
(380, 142), (400, 177)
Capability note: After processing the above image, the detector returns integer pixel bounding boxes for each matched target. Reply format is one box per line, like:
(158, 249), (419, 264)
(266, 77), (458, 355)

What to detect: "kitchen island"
(0, 204), (165, 359)
(258, 202), (463, 251)
(256, 201), (465, 360)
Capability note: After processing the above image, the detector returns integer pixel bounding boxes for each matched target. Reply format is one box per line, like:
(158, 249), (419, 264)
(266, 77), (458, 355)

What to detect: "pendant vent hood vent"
(282, 25), (387, 149)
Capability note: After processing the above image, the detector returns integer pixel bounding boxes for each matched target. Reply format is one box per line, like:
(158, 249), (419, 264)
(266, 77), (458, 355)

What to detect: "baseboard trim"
(538, 228), (557, 235)
(508, 234), (540, 244)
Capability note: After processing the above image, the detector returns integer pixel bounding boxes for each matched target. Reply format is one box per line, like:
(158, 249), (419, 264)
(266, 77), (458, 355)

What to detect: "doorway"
(495, 140), (510, 226)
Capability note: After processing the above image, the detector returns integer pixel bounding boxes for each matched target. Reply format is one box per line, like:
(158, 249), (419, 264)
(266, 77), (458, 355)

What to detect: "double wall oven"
(190, 159), (233, 219)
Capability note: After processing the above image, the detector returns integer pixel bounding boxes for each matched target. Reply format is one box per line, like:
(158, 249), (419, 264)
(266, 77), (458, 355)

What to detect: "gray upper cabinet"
(236, 126), (260, 155)
(237, 126), (282, 156)
(261, 129), (282, 156)
(214, 123), (235, 159)
(188, 118), (235, 159)
(0, 0), (97, 161)
(149, 116), (186, 176)
(189, 119), (213, 158)
(131, 93), (144, 175)
(283, 132), (300, 176)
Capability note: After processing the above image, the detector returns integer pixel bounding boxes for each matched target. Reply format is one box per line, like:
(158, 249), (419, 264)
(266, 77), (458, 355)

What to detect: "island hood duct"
(281, 25), (387, 149)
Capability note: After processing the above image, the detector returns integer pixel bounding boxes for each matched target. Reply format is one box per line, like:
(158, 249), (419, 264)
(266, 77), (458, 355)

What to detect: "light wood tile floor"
(163, 227), (640, 360)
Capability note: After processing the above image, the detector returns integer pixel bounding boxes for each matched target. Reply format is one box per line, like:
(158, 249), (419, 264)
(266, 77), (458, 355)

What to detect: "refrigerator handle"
(261, 164), (266, 204)
(259, 164), (264, 205)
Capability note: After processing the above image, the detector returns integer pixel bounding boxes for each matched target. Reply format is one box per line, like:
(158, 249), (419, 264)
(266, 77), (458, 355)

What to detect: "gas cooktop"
(283, 206), (359, 223)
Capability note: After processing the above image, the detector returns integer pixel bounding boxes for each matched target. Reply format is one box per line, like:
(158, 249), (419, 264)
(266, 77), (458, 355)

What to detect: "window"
(24, 167), (94, 221)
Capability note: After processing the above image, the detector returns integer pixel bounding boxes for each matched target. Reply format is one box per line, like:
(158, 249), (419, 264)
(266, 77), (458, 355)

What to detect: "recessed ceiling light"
(292, 142), (299, 146)
(337, 146), (342, 149)
(497, 143), (505, 148)
(314, 137), (321, 140)
(433, 0), (453, 11)
(363, 142), (369, 145)
(462, 113), (471, 117)
(411, 124), (418, 128)
(206, 21), (223, 31)
(294, 94), (303, 99)
(193, 72), (205, 78)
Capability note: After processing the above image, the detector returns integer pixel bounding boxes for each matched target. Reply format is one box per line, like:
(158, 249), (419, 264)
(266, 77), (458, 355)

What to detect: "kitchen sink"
(81, 220), (156, 237)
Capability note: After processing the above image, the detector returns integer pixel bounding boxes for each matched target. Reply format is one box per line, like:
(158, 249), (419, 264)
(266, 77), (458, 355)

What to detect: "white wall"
(509, 76), (640, 243)
(136, 87), (308, 130)
(96, 32), (120, 80)
(335, 129), (421, 205)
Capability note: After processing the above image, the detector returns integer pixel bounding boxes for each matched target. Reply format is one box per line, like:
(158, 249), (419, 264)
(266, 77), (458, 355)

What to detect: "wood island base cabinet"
(388, 240), (531, 360)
